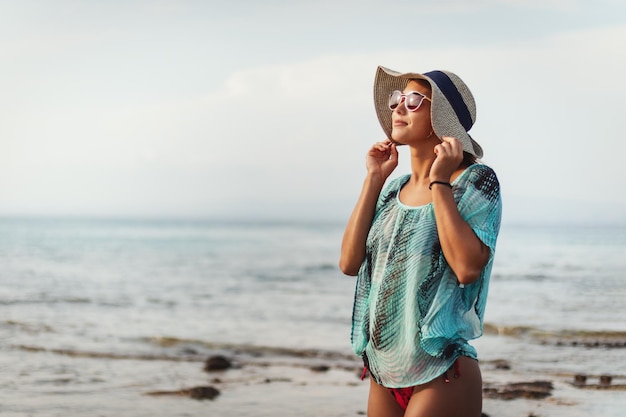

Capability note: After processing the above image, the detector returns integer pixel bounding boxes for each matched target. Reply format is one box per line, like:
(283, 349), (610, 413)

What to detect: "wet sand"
(8, 341), (624, 417)
(171, 351), (626, 417)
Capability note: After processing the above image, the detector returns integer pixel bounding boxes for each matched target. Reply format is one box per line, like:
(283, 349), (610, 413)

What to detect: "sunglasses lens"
(388, 91), (400, 110)
(405, 93), (423, 111)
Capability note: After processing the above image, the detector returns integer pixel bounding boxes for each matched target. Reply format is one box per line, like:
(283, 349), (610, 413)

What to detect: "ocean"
(0, 217), (624, 416)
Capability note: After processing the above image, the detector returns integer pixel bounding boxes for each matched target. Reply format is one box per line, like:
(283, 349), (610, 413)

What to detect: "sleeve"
(454, 165), (502, 252)
(419, 165), (503, 359)
(374, 175), (405, 216)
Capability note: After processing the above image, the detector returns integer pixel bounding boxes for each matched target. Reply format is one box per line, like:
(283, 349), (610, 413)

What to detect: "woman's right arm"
(339, 141), (398, 276)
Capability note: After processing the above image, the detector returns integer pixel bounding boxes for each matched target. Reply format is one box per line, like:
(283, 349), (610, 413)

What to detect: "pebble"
(204, 355), (233, 371)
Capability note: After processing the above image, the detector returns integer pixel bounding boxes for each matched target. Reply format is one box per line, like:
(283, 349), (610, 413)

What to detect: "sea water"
(0, 218), (624, 416)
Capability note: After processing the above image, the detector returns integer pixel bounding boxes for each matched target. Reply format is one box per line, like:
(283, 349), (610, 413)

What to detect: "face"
(390, 80), (433, 145)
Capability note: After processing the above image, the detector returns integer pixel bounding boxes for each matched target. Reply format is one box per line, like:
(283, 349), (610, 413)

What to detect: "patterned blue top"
(351, 164), (502, 388)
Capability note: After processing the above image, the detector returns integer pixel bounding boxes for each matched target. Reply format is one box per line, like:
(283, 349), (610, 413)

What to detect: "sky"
(1, 0), (625, 225)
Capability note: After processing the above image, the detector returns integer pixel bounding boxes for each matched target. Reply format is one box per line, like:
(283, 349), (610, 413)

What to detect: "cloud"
(1, 11), (625, 221)
(195, 25), (626, 221)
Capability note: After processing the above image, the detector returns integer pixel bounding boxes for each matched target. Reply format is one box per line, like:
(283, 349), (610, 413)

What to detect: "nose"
(394, 96), (408, 114)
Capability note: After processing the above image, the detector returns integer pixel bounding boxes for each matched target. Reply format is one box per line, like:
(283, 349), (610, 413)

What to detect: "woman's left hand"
(430, 136), (464, 182)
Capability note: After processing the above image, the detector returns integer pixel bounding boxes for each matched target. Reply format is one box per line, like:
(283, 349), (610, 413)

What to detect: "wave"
(483, 323), (626, 348)
(0, 297), (133, 308)
(2, 320), (54, 333)
(15, 344), (202, 362)
(141, 336), (356, 361)
(303, 263), (338, 272)
(14, 337), (358, 366)
(0, 297), (92, 306)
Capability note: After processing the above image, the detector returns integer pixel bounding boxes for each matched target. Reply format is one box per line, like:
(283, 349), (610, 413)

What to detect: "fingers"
(435, 136), (463, 157)
(372, 142), (389, 152)
(431, 136), (463, 181)
(372, 139), (394, 152)
(389, 142), (398, 160)
(440, 136), (462, 149)
(369, 140), (396, 159)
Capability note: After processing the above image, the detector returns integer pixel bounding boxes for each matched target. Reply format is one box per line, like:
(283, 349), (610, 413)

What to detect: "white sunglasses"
(388, 90), (432, 111)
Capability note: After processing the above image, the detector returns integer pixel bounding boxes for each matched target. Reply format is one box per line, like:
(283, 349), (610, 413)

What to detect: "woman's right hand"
(366, 140), (398, 180)
(340, 140), (398, 276)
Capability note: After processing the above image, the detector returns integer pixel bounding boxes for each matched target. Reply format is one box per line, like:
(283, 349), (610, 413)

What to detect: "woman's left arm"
(431, 184), (490, 285)
(430, 137), (490, 285)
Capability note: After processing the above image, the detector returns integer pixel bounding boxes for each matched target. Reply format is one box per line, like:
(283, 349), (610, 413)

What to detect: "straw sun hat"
(373, 66), (483, 158)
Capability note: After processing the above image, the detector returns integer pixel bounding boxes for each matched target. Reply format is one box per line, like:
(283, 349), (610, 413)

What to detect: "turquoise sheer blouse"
(351, 164), (502, 388)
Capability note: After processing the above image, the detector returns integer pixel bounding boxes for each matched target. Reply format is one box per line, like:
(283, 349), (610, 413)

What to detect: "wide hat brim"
(373, 66), (483, 158)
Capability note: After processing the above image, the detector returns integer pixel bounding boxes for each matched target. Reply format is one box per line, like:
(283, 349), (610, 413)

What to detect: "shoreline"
(10, 341), (626, 417)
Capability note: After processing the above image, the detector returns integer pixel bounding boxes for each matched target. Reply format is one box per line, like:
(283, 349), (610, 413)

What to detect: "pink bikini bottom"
(362, 359), (461, 411)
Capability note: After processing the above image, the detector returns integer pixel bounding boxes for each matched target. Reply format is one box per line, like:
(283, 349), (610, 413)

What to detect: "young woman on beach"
(340, 66), (502, 417)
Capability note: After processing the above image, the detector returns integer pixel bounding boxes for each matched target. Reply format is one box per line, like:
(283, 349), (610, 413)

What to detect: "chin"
(390, 134), (408, 146)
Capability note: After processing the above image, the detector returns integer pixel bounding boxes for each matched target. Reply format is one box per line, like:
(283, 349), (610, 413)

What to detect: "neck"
(407, 136), (440, 184)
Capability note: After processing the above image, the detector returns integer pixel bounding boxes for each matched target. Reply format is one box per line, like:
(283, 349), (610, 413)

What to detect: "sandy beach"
(6, 339), (624, 417)
(144, 346), (626, 417)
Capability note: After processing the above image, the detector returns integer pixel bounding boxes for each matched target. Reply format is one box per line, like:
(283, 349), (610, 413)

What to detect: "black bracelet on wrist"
(429, 180), (452, 190)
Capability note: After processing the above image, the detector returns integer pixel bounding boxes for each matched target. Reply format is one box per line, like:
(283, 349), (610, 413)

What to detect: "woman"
(340, 66), (502, 417)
